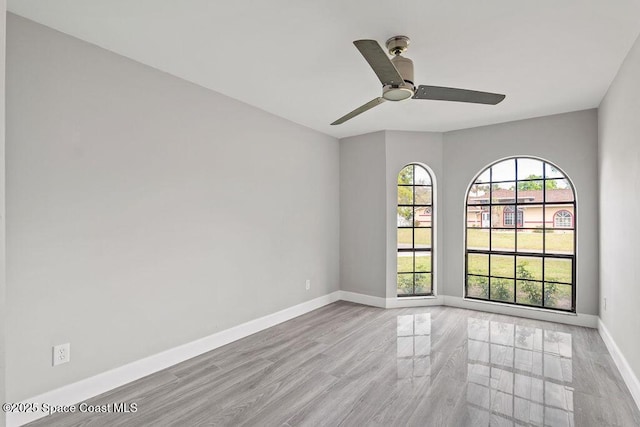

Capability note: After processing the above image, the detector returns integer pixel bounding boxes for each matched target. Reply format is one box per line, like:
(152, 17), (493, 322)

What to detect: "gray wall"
(599, 33), (640, 380)
(0, 3), (6, 427)
(339, 132), (386, 298)
(340, 131), (444, 299)
(6, 14), (340, 401)
(443, 110), (599, 315)
(339, 112), (598, 316)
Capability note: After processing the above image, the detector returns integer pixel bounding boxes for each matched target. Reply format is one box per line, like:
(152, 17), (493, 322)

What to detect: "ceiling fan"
(331, 36), (505, 125)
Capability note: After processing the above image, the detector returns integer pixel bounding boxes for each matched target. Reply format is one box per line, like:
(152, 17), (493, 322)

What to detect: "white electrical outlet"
(305, 279), (311, 291)
(53, 343), (70, 366)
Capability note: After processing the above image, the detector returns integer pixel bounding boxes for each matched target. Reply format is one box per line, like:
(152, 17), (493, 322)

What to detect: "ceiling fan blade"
(331, 97), (385, 125)
(353, 40), (404, 86)
(413, 85), (505, 105)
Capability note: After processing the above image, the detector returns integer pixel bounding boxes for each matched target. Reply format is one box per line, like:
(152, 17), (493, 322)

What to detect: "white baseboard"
(443, 296), (599, 328)
(598, 319), (640, 410)
(6, 291), (341, 427)
(338, 291), (597, 328)
(338, 290), (386, 308)
(386, 295), (444, 308)
(338, 291), (444, 308)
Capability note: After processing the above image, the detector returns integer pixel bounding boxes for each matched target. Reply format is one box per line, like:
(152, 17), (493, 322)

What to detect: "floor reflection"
(397, 313), (431, 384)
(467, 318), (574, 426)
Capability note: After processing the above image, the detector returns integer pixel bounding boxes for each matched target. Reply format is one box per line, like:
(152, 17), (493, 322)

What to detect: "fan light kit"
(331, 36), (506, 125)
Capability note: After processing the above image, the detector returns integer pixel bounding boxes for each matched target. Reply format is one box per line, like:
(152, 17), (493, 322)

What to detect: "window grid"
(397, 164), (433, 297)
(465, 158), (576, 312)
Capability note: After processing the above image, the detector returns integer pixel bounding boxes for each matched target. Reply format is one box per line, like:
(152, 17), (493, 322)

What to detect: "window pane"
(414, 166), (431, 185)
(398, 186), (413, 205)
(517, 158), (544, 180)
(397, 273), (413, 295)
(398, 207), (413, 226)
(467, 228), (489, 250)
(501, 205), (524, 228)
(415, 273), (431, 294)
(513, 204), (542, 228)
(491, 182), (516, 204)
(398, 228), (412, 249)
(415, 186), (432, 205)
(552, 210), (573, 228)
(492, 159), (516, 181)
(466, 207), (487, 229)
(468, 254), (489, 276)
(468, 184), (489, 204)
(397, 253), (413, 273)
(517, 182), (544, 204)
(414, 228), (431, 249)
(490, 278), (514, 302)
(414, 207), (432, 227)
(517, 229), (544, 253)
(475, 168), (491, 184)
(490, 206), (502, 228)
(544, 163), (564, 179)
(491, 229), (515, 251)
(544, 284), (572, 310)
(516, 280), (543, 306)
(545, 180), (573, 202)
(490, 254), (515, 278)
(516, 256), (543, 281)
(415, 252), (431, 272)
(398, 165), (414, 184)
(467, 276), (489, 299)
(545, 230), (574, 254)
(544, 258), (572, 284)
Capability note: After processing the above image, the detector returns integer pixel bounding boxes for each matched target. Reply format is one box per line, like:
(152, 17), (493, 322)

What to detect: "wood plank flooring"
(26, 302), (640, 426)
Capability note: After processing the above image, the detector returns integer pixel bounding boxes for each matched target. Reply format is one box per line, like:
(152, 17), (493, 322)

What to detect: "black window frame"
(397, 164), (434, 297)
(465, 157), (577, 313)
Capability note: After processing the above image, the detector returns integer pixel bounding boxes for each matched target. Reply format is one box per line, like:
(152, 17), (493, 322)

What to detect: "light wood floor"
(27, 302), (640, 426)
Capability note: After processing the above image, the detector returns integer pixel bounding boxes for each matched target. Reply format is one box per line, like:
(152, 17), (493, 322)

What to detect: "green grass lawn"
(466, 228), (573, 253)
(399, 228), (573, 253)
(467, 254), (572, 283)
(397, 228), (431, 248)
(397, 253), (431, 272)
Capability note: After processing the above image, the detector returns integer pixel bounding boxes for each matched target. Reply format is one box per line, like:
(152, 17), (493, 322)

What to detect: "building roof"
(468, 188), (574, 204)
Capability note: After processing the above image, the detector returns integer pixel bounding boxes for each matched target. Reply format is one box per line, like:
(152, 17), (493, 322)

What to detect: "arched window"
(397, 164), (434, 297)
(554, 210), (573, 228)
(465, 157), (576, 312)
(503, 206), (523, 227)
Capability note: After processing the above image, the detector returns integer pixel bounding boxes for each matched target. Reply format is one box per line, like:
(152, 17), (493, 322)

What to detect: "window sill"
(397, 295), (438, 300)
(463, 297), (576, 316)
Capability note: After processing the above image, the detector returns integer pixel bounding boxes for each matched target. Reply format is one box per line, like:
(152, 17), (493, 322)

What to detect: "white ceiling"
(8, 1), (640, 139)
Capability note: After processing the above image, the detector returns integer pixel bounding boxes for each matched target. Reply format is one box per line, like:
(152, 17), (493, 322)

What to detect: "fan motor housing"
(391, 55), (414, 86)
(382, 54), (415, 101)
